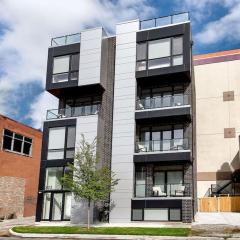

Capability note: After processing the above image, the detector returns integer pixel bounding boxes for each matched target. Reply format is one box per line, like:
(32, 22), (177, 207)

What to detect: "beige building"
(194, 49), (240, 198)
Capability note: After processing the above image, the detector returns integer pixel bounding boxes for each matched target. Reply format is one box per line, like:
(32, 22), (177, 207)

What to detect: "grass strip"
(12, 226), (190, 236)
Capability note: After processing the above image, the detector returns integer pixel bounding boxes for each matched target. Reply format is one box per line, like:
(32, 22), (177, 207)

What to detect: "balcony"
(51, 33), (81, 47)
(140, 12), (189, 30)
(135, 183), (190, 198)
(46, 104), (100, 120)
(136, 139), (189, 153)
(136, 94), (189, 110)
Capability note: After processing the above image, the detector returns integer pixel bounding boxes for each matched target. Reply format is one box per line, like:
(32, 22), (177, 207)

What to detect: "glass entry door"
(42, 192), (71, 221)
(52, 193), (63, 220)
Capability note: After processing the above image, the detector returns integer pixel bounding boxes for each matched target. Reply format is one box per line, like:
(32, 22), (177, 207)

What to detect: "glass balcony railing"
(46, 104), (101, 120)
(51, 33), (81, 47)
(136, 138), (189, 153)
(140, 12), (189, 30)
(135, 183), (190, 198)
(136, 94), (190, 110)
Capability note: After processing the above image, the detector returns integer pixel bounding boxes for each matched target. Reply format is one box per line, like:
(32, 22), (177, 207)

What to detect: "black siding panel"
(132, 199), (182, 209)
(135, 106), (191, 121)
(134, 151), (191, 163)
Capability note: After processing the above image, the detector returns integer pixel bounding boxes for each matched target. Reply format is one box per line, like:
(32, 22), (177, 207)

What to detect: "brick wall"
(0, 115), (42, 217)
(182, 199), (193, 223)
(0, 176), (25, 218)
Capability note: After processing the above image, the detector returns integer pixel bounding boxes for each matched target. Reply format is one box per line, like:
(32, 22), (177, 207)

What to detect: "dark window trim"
(52, 53), (79, 83)
(136, 35), (183, 71)
(47, 125), (76, 161)
(131, 207), (182, 221)
(41, 191), (71, 221)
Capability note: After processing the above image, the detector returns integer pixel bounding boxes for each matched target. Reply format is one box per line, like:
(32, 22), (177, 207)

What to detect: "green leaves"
(61, 134), (119, 203)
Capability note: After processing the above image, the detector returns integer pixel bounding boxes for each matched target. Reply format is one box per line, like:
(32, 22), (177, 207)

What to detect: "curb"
(9, 229), (225, 240)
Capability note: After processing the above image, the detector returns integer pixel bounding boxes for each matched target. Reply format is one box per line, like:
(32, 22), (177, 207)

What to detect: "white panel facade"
(109, 19), (139, 223)
(78, 28), (103, 86)
(71, 115), (98, 224)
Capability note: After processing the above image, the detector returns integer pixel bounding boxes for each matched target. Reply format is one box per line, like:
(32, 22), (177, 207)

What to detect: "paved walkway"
(193, 212), (240, 226)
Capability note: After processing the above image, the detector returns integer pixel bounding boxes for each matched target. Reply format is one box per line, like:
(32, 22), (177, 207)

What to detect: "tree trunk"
(87, 199), (90, 230)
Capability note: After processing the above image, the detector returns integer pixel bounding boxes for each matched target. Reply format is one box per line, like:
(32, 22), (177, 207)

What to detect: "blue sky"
(0, 0), (240, 129)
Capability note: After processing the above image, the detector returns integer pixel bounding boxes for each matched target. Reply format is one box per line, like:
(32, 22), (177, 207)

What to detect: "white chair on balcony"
(152, 186), (167, 197)
(175, 185), (185, 196)
(138, 102), (144, 110)
(138, 144), (147, 152)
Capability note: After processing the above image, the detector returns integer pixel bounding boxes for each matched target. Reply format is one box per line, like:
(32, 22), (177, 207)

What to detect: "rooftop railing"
(140, 12), (189, 30)
(51, 33), (81, 47)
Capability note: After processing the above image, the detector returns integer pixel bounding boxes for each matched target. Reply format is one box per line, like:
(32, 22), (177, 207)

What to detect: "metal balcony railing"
(136, 138), (189, 153)
(51, 33), (81, 47)
(46, 104), (100, 120)
(136, 94), (190, 110)
(140, 12), (189, 30)
(135, 183), (191, 198)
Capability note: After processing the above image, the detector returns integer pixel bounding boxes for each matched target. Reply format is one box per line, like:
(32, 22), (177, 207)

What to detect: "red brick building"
(0, 115), (42, 218)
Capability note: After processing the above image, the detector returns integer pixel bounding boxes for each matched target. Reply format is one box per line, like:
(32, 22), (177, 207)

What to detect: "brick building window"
(2, 129), (32, 156)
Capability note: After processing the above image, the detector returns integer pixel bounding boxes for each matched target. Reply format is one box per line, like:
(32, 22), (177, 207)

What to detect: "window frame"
(136, 35), (184, 71)
(2, 129), (33, 157)
(44, 166), (72, 191)
(47, 126), (76, 160)
(52, 53), (79, 83)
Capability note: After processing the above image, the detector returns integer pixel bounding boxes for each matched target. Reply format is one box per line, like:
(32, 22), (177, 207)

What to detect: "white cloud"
(0, 0), (155, 128)
(196, 2), (240, 44)
(177, 0), (240, 45)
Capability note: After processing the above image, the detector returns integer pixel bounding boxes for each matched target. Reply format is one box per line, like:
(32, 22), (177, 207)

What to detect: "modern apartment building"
(0, 115), (42, 218)
(36, 12), (196, 223)
(194, 49), (240, 198)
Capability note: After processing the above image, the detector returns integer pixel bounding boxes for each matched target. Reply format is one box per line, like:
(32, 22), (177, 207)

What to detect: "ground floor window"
(42, 192), (71, 221)
(132, 208), (181, 221)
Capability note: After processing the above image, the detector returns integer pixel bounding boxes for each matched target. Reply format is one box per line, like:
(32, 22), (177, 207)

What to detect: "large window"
(2, 129), (32, 156)
(132, 208), (181, 221)
(47, 126), (76, 160)
(137, 84), (188, 110)
(136, 36), (183, 71)
(45, 167), (63, 190)
(137, 124), (187, 152)
(52, 54), (79, 83)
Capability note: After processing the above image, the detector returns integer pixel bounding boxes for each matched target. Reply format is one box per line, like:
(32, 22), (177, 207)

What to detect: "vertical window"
(137, 43), (147, 60)
(45, 167), (63, 190)
(172, 37), (183, 55)
(47, 126), (76, 160)
(52, 54), (79, 83)
(53, 56), (70, 74)
(169, 208), (181, 221)
(47, 127), (65, 160)
(64, 192), (72, 220)
(66, 126), (76, 159)
(3, 129), (13, 151)
(132, 209), (143, 221)
(135, 166), (146, 197)
(2, 129), (32, 156)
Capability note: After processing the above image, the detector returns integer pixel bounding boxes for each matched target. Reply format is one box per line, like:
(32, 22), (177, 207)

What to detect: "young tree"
(61, 135), (119, 229)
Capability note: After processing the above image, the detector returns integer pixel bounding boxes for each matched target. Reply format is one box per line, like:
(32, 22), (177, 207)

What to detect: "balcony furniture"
(138, 144), (147, 152)
(175, 185), (185, 196)
(152, 186), (167, 197)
